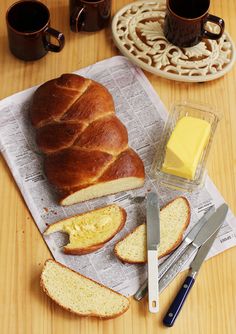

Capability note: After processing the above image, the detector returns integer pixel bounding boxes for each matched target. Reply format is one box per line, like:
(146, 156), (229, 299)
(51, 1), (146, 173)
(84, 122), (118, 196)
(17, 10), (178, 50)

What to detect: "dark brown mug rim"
(80, 0), (106, 4)
(167, 0), (210, 21)
(6, 0), (50, 36)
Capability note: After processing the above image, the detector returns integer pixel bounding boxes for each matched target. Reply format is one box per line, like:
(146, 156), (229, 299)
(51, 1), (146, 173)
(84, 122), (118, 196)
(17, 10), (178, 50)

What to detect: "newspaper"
(0, 56), (236, 297)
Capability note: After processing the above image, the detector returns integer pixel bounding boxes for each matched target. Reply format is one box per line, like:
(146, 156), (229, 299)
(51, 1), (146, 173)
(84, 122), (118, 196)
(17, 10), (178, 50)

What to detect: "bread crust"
(30, 73), (145, 205)
(44, 205), (127, 255)
(44, 148), (113, 188)
(40, 259), (130, 319)
(99, 148), (145, 181)
(114, 196), (191, 264)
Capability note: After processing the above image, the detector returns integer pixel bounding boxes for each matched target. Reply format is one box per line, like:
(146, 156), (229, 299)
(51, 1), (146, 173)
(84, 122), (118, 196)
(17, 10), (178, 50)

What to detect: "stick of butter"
(161, 116), (211, 180)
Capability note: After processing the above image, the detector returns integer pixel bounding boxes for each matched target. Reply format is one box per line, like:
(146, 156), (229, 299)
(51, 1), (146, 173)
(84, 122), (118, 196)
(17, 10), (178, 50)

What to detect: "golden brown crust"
(30, 76), (90, 128)
(40, 259), (130, 319)
(61, 82), (114, 123)
(74, 115), (128, 155)
(45, 205), (127, 255)
(44, 148), (113, 188)
(99, 148), (145, 182)
(114, 196), (191, 264)
(56, 73), (89, 90)
(64, 243), (107, 255)
(36, 122), (85, 154)
(30, 73), (145, 204)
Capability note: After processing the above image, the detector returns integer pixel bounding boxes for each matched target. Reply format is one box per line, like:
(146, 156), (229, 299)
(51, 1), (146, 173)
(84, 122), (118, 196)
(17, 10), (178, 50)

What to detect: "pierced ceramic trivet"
(112, 0), (236, 82)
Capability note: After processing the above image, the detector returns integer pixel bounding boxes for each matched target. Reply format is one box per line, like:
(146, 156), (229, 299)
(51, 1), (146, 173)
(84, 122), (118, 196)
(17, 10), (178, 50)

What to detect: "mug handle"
(70, 6), (85, 32)
(202, 15), (225, 40)
(44, 27), (65, 52)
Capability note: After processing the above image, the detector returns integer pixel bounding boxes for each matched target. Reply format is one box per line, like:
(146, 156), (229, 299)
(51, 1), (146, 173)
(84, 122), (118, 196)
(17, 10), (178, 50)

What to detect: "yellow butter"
(162, 116), (211, 180)
(63, 214), (114, 247)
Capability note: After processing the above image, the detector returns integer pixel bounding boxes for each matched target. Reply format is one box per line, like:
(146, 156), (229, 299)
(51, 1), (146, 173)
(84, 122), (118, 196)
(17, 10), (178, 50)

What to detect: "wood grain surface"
(0, 1), (236, 334)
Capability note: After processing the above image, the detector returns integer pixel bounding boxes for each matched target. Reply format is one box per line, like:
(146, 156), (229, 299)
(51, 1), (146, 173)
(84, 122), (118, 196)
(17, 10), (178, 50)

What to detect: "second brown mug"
(163, 0), (225, 47)
(70, 0), (111, 32)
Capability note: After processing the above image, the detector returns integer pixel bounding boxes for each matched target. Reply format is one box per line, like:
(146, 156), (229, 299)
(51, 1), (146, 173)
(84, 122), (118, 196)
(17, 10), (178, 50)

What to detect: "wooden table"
(1, 1), (236, 333)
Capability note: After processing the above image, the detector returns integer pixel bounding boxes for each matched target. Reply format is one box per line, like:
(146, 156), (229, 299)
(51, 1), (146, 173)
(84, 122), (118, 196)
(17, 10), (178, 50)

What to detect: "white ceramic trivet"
(112, 0), (236, 82)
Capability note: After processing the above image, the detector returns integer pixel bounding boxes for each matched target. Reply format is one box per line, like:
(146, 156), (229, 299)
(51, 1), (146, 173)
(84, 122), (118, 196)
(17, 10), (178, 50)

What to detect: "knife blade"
(159, 203), (228, 294)
(163, 204), (228, 327)
(134, 205), (215, 301)
(159, 205), (215, 279)
(146, 192), (160, 313)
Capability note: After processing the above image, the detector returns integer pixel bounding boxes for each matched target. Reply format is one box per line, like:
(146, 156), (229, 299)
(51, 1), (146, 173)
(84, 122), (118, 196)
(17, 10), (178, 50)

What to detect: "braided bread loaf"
(30, 74), (145, 205)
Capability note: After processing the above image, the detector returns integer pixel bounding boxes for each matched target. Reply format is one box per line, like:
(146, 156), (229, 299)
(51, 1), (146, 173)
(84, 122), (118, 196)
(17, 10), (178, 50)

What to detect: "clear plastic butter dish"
(151, 101), (220, 192)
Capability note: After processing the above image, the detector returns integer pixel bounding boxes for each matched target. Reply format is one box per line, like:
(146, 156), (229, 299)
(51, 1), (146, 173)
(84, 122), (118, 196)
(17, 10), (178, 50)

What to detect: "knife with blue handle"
(159, 203), (228, 292)
(134, 205), (215, 301)
(163, 203), (228, 327)
(158, 205), (215, 279)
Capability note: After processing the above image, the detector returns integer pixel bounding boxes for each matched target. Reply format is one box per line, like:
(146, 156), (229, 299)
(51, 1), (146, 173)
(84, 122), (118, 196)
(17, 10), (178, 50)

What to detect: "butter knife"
(146, 192), (160, 313)
(159, 203), (228, 294)
(134, 205), (215, 301)
(163, 204), (228, 326)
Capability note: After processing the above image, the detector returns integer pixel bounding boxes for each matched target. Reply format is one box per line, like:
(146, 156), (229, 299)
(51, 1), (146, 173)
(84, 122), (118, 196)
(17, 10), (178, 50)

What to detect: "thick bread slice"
(114, 197), (190, 263)
(57, 148), (145, 206)
(40, 259), (130, 319)
(44, 205), (126, 255)
(60, 177), (144, 206)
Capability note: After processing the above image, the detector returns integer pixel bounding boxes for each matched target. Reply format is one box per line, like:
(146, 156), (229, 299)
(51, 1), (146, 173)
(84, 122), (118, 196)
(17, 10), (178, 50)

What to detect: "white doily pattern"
(112, 1), (236, 82)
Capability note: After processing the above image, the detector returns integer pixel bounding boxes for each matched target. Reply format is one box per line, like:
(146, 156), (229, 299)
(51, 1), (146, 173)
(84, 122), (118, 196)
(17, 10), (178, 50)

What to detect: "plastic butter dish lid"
(151, 101), (220, 192)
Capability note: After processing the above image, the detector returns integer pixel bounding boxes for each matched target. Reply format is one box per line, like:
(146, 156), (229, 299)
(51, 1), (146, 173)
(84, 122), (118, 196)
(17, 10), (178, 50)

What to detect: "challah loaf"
(114, 197), (190, 263)
(44, 204), (127, 255)
(40, 259), (130, 318)
(30, 74), (145, 205)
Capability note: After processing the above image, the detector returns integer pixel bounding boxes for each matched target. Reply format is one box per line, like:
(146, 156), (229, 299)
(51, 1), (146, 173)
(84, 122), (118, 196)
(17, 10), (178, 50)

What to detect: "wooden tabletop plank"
(1, 1), (236, 333)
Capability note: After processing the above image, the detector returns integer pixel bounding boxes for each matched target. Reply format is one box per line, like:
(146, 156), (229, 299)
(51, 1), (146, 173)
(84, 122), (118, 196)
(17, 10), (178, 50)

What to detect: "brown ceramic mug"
(6, 0), (65, 61)
(163, 0), (225, 47)
(70, 0), (111, 32)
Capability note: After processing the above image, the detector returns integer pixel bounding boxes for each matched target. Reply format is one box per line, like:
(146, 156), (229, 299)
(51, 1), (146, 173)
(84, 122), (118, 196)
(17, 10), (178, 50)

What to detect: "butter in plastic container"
(151, 101), (220, 192)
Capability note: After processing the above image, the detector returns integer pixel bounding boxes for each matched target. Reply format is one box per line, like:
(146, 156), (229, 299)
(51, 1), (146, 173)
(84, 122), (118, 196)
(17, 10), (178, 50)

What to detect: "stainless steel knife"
(134, 205), (215, 301)
(159, 203), (228, 294)
(146, 192), (160, 313)
(163, 204), (228, 327)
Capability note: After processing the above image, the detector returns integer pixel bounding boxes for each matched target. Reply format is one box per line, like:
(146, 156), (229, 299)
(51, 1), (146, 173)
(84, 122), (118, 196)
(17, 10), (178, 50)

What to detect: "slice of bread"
(40, 259), (130, 319)
(60, 177), (145, 206)
(114, 197), (190, 263)
(44, 205), (126, 255)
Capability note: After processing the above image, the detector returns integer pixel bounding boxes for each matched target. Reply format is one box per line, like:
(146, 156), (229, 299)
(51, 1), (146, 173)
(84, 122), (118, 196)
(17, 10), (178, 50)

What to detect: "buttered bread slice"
(44, 204), (126, 255)
(40, 259), (130, 318)
(114, 197), (190, 263)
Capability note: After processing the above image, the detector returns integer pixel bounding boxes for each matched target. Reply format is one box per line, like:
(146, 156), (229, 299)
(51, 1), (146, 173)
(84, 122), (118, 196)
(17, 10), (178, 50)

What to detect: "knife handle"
(134, 242), (194, 301)
(163, 275), (195, 327)
(159, 244), (197, 293)
(148, 250), (159, 313)
(134, 241), (189, 301)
